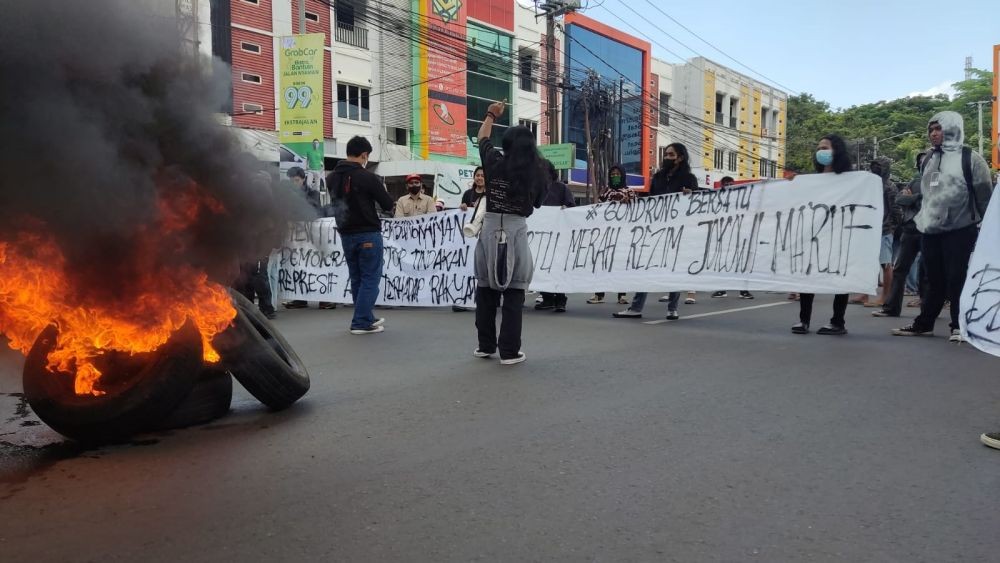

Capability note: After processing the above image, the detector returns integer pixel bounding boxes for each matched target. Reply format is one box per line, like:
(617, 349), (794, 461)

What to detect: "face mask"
(662, 158), (676, 170)
(610, 175), (623, 188)
(815, 149), (833, 167)
(408, 185), (421, 195)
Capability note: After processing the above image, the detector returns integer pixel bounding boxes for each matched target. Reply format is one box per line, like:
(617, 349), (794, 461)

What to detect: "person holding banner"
(614, 143), (699, 321)
(791, 134), (854, 336)
(473, 99), (547, 365)
(537, 160), (575, 313)
(588, 164), (634, 306)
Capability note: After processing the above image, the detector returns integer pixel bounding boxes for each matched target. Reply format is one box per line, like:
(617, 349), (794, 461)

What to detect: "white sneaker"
(613, 309), (642, 318)
(372, 318), (385, 327)
(473, 349), (494, 358)
(684, 297), (697, 305)
(350, 325), (385, 335)
(500, 352), (526, 365)
(657, 295), (671, 302)
(949, 329), (966, 343)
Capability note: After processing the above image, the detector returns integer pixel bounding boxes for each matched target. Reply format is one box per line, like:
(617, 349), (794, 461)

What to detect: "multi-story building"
(672, 57), (787, 188)
(196, 1), (784, 201)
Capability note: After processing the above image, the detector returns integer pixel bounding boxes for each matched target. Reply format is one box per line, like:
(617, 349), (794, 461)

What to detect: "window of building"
(714, 148), (724, 170)
(769, 160), (777, 178)
(389, 127), (408, 146)
(518, 119), (538, 140)
(242, 103), (263, 114)
(759, 158), (766, 177)
(658, 92), (670, 126)
(728, 151), (737, 172)
(715, 92), (725, 125)
(240, 41), (260, 54)
(336, 0), (356, 28)
(729, 98), (739, 128)
(337, 83), (370, 122)
(241, 0), (259, 4)
(305, 11), (319, 22)
(518, 50), (536, 92)
(467, 24), (512, 147)
(761, 106), (771, 135)
(241, 72), (262, 84)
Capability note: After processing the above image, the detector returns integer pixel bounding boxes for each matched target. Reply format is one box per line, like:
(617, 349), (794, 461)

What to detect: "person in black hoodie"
(536, 160), (575, 313)
(874, 151), (926, 317)
(588, 164), (633, 305)
(327, 136), (395, 335)
(614, 143), (698, 320)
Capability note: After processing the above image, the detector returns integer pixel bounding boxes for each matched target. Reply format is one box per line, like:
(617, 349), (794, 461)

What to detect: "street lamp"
(873, 131), (914, 160)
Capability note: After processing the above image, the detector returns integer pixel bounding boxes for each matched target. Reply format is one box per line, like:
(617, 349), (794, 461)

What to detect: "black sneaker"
(739, 291), (754, 299)
(892, 324), (933, 337)
(350, 325), (385, 335)
(534, 302), (555, 310)
(817, 324), (847, 336)
(871, 309), (897, 317)
(711, 291), (727, 298)
(666, 310), (679, 321)
(791, 322), (809, 334)
(264, 311), (277, 320)
(981, 432), (1000, 450)
(553, 305), (567, 313)
(613, 309), (642, 319)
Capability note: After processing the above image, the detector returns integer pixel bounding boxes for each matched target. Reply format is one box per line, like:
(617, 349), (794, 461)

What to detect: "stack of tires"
(23, 290), (310, 443)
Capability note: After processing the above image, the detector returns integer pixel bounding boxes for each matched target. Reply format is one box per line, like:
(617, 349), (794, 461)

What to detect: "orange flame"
(0, 183), (237, 396)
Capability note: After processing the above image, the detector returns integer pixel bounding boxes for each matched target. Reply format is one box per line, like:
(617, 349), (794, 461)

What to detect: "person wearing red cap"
(395, 174), (436, 217)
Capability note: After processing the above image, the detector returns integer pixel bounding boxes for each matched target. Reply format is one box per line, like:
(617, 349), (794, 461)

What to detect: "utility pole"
(970, 100), (990, 156)
(537, 1), (579, 145)
(298, 0), (306, 33)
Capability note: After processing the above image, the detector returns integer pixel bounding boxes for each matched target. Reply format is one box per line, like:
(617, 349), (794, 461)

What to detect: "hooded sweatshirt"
(600, 164), (636, 203)
(914, 111), (994, 234)
(871, 156), (900, 235)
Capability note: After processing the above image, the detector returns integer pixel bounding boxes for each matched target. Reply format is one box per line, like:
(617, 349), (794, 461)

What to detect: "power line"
(636, 0), (799, 95)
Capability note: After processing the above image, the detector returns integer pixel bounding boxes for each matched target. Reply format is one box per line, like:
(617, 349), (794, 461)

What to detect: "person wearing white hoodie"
(892, 111), (994, 342)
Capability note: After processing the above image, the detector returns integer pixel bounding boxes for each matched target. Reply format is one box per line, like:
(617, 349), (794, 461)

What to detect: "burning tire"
(22, 321), (203, 443)
(152, 367), (233, 431)
(213, 290), (310, 410)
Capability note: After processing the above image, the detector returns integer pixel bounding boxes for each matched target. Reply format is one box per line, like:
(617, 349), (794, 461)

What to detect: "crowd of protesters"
(234, 107), (998, 449)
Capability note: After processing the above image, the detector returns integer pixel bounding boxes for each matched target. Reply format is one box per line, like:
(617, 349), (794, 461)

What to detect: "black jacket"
(649, 167), (699, 196)
(326, 161), (394, 234)
(542, 180), (575, 207)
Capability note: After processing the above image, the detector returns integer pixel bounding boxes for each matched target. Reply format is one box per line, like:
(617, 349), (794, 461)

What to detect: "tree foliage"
(786, 69), (994, 181)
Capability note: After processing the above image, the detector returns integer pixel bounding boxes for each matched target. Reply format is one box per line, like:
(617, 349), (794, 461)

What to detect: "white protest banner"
(275, 171), (884, 306)
(960, 191), (1000, 356)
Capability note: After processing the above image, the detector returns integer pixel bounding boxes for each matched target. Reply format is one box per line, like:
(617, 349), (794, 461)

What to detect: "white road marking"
(643, 301), (793, 325)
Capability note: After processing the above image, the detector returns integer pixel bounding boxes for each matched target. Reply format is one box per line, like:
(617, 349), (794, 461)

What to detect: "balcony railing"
(336, 22), (368, 49)
(715, 112), (724, 125)
(729, 116), (737, 129)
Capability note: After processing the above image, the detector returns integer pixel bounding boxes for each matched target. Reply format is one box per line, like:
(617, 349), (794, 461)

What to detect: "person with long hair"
(791, 134), (854, 335)
(460, 166), (486, 211)
(473, 100), (547, 365)
(614, 143), (698, 321)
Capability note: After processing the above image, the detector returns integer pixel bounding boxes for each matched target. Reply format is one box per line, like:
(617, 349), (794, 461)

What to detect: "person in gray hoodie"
(893, 111), (994, 341)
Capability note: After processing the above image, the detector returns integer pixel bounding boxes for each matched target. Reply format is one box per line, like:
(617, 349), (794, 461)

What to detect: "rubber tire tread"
(152, 367), (233, 431)
(214, 290), (310, 410)
(22, 322), (202, 443)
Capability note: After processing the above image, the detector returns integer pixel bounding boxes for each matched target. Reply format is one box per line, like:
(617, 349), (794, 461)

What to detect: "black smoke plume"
(0, 0), (316, 304)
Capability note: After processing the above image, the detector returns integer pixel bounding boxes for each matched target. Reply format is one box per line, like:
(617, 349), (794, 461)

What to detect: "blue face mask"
(815, 149), (834, 167)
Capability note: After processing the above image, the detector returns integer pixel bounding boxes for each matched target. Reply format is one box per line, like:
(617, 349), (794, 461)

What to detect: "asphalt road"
(1, 293), (998, 562)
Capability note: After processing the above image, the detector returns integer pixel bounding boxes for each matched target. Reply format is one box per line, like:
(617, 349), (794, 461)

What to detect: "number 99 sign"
(284, 85), (313, 109)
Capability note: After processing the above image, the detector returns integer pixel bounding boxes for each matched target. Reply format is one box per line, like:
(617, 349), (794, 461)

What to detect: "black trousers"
(883, 228), (924, 315)
(237, 260), (275, 315)
(915, 225), (978, 331)
(595, 292), (626, 301)
(476, 286), (525, 359)
(539, 292), (568, 307)
(799, 293), (848, 326)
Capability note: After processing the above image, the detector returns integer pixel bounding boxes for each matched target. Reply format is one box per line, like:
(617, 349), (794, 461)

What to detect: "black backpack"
(325, 169), (355, 227)
(920, 146), (980, 222)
